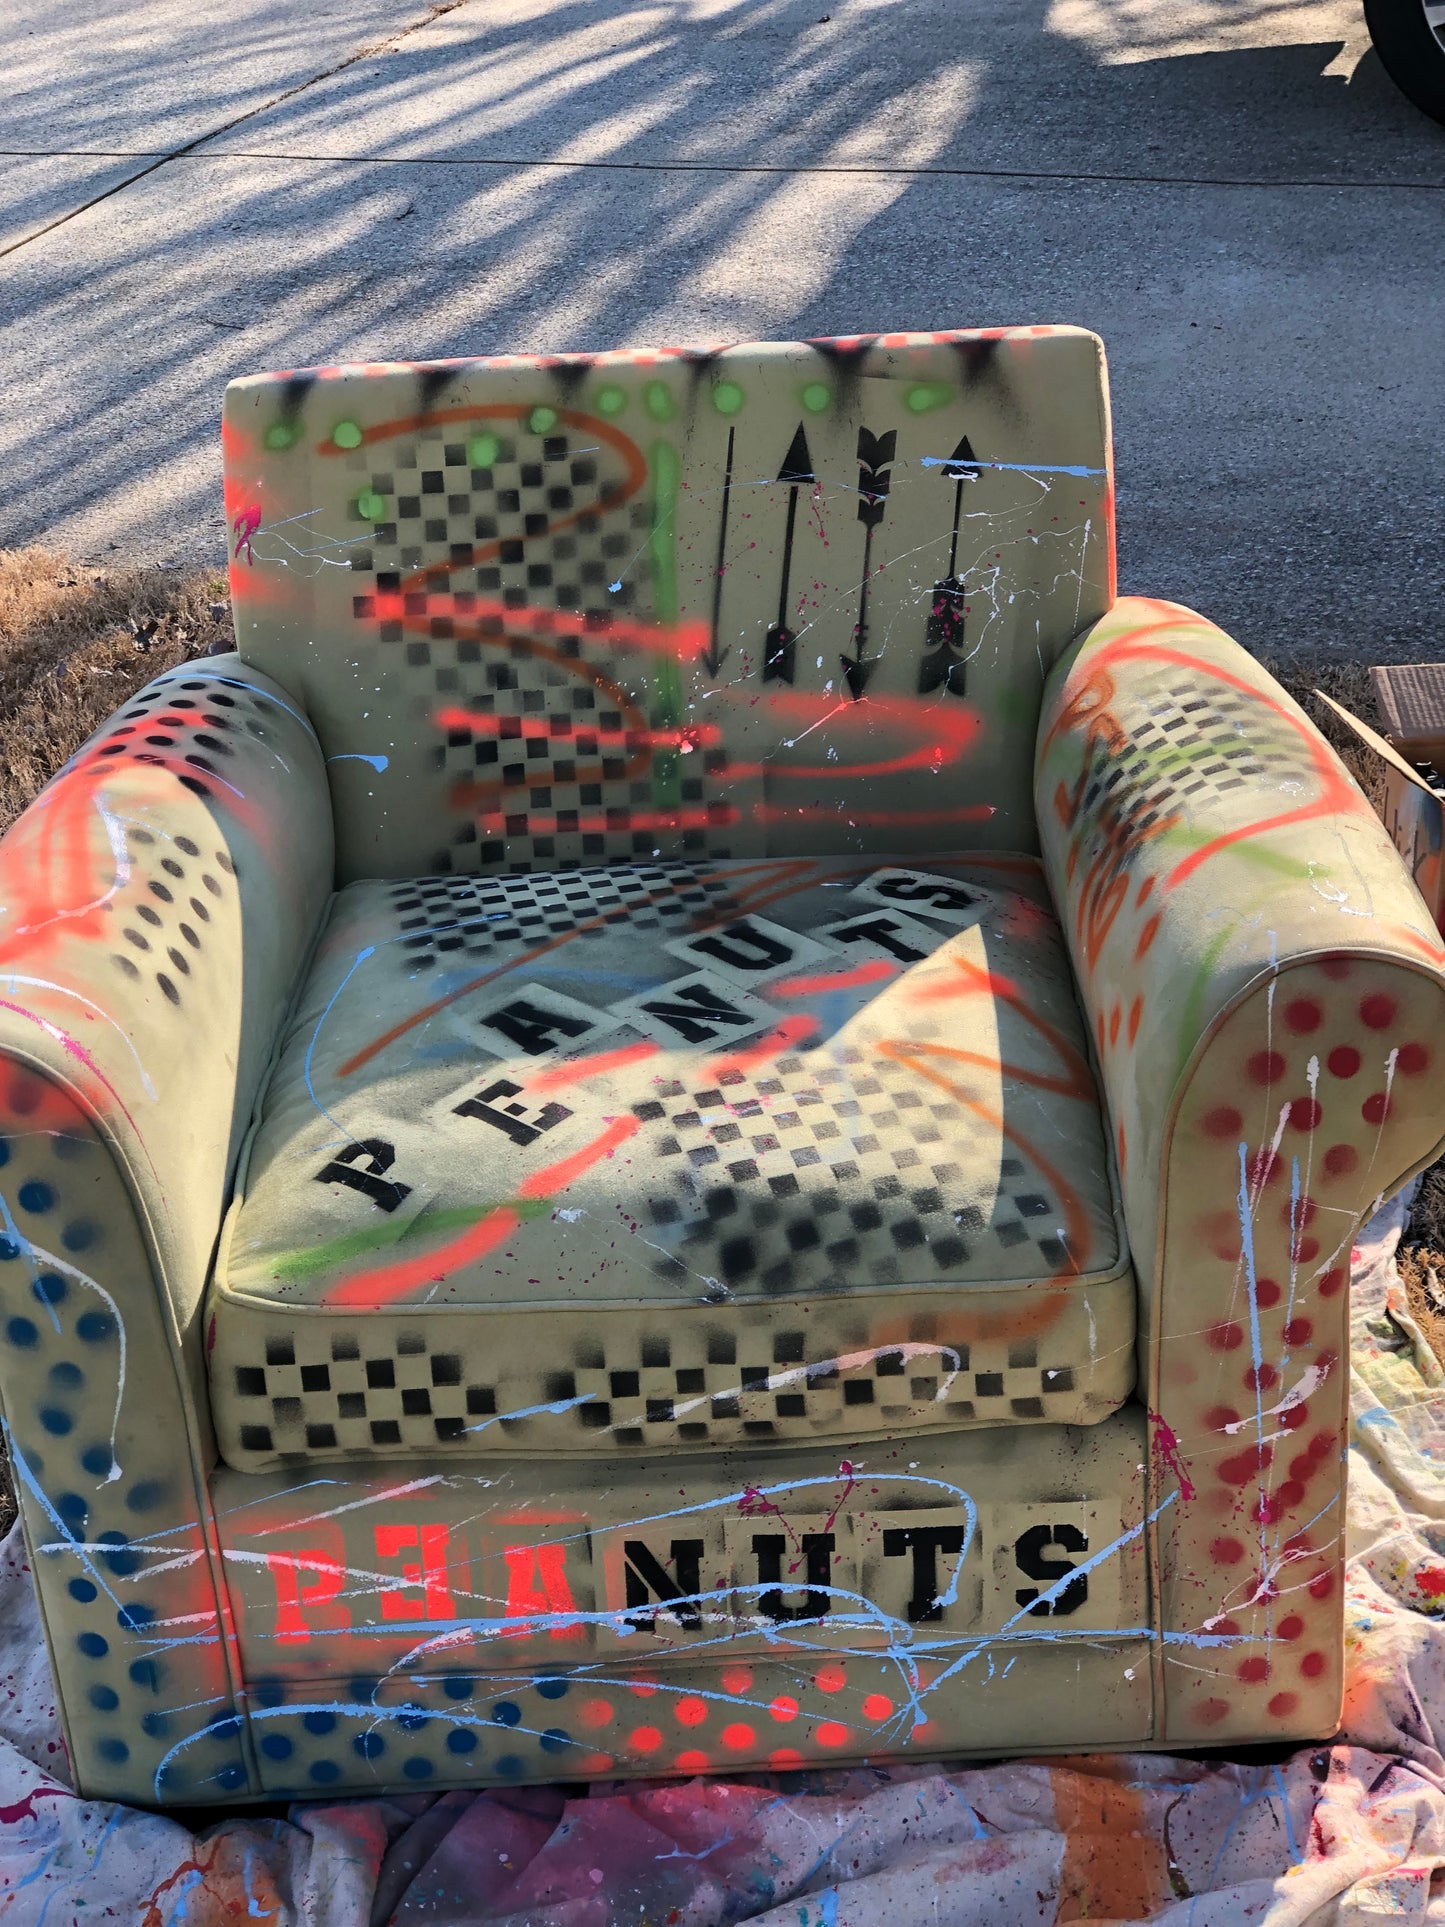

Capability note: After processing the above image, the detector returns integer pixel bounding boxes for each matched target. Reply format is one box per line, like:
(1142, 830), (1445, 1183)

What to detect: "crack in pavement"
(0, 0), (470, 263)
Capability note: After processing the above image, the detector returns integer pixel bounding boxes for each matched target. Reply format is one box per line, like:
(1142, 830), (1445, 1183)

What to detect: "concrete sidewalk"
(1, 0), (1441, 659)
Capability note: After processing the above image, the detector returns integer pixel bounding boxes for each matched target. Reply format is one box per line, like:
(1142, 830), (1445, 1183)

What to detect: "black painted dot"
(179, 924), (200, 948)
(157, 974), (180, 1004)
(202, 875), (222, 897)
(148, 882), (174, 903)
(216, 851), (235, 872)
(112, 954), (140, 978)
(175, 836), (199, 856)
(189, 897), (211, 922)
(136, 905), (162, 927)
(166, 948), (190, 974)
(123, 930), (150, 951)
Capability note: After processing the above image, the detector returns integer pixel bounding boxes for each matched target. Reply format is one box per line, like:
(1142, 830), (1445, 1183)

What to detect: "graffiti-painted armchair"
(2, 329), (1442, 1807)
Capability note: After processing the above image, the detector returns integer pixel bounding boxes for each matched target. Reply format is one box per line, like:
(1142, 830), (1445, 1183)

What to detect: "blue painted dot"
(129, 1659), (162, 1691)
(443, 1676), (474, 1701)
(31, 1272), (66, 1307)
(6, 1316), (37, 1348)
(77, 1631), (108, 1658)
(96, 1532), (140, 1577)
(207, 1717), (242, 1742)
(397, 1709), (429, 1732)
(49, 1361), (83, 1389)
(536, 1676), (569, 1701)
(446, 1728), (478, 1755)
(259, 1733), (293, 1761)
(76, 1311), (115, 1344)
(80, 1444), (113, 1477)
(68, 1577), (97, 1603)
(0, 1234), (21, 1261)
(0, 1139), (10, 1167)
(117, 1603), (154, 1631)
(216, 1762), (246, 1791)
(309, 1760), (341, 1785)
(253, 1678), (286, 1708)
(539, 1728), (570, 1754)
(402, 1756), (434, 1781)
(349, 1677), (378, 1705)
(38, 1406), (73, 1435)
(496, 1754), (524, 1778)
(96, 1737), (129, 1764)
(88, 1684), (119, 1711)
(61, 1220), (96, 1253)
(303, 1711), (336, 1735)
(493, 1701), (521, 1727)
(125, 1481), (165, 1514)
(19, 1180), (54, 1213)
(141, 1712), (170, 1739)
(353, 1732), (385, 1760)
(56, 1493), (89, 1534)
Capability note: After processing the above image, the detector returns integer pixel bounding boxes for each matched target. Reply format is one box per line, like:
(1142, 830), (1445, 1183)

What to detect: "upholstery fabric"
(209, 853), (1134, 1468)
(222, 329), (1114, 881)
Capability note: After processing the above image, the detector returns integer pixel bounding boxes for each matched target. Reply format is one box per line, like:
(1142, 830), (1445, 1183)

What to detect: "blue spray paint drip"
(327, 754), (389, 773)
(920, 456), (1106, 478)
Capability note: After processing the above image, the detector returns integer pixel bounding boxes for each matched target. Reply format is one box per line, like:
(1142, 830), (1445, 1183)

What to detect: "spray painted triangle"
(776, 424), (816, 486)
(942, 434), (982, 481)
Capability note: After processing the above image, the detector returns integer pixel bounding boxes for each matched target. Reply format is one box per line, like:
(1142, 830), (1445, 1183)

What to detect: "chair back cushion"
(223, 329), (1114, 882)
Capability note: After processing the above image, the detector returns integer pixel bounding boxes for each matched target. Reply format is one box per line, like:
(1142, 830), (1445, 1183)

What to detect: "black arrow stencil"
(703, 426), (735, 677)
(918, 434), (980, 699)
(763, 423), (815, 685)
(842, 425), (896, 699)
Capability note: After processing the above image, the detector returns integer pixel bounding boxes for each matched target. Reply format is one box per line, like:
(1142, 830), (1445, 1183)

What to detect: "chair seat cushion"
(207, 854), (1135, 1467)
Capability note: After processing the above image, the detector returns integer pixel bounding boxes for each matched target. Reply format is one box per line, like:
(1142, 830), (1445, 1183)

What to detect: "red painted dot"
(1237, 1656), (1270, 1683)
(1284, 1532), (1315, 1557)
(1211, 1536), (1245, 1565)
(1288, 1453), (1316, 1483)
(1203, 1105), (1244, 1139)
(769, 1748), (805, 1771)
(1287, 1097), (1323, 1130)
(816, 1722), (849, 1749)
(1398, 1042), (1429, 1075)
(862, 1694), (893, 1721)
(1255, 1277), (1282, 1308)
(1318, 1267), (1345, 1299)
(1362, 1092), (1391, 1125)
(814, 1661), (847, 1694)
(1248, 1050), (1287, 1086)
(1308, 1570), (1335, 1601)
(1360, 993), (1397, 1030)
(720, 1722), (755, 1752)
(1204, 1405), (1240, 1433)
(1327, 1046), (1361, 1079)
(1245, 1363), (1278, 1392)
(1309, 1429), (1337, 1462)
(1284, 1194), (1318, 1229)
(1194, 1698), (1230, 1726)
(1204, 1210), (1244, 1260)
(674, 1696), (708, 1727)
(1291, 1235), (1321, 1264)
(1212, 1617), (1241, 1636)
(1283, 998), (1322, 1034)
(674, 1749), (710, 1773)
(629, 1725), (663, 1754)
(1283, 1317), (1313, 1346)
(1208, 1322), (1245, 1352)
(722, 1666), (753, 1695)
(1276, 1479), (1306, 1509)
(1277, 1614), (1305, 1640)
(579, 1698), (614, 1729)
(629, 1679), (659, 1699)
(1300, 1650), (1327, 1678)
(1268, 1692), (1300, 1719)
(1280, 1403), (1310, 1430)
(1323, 1143), (1358, 1178)
(1320, 956), (1352, 979)
(1219, 1447), (1270, 1485)
(768, 1696), (798, 1724)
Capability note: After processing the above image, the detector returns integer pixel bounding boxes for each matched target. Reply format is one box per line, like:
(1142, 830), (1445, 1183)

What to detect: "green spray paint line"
(648, 439), (684, 810)
(271, 1196), (553, 1282)
(1174, 922), (1238, 1081)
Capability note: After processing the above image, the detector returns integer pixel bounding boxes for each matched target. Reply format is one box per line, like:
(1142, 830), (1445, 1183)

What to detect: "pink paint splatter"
(1149, 1410), (1196, 1500)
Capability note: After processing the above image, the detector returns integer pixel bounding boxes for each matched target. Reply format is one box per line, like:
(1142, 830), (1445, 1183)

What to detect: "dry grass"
(0, 547), (236, 835)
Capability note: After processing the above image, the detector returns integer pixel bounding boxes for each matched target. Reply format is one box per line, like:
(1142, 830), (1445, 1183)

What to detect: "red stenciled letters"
(265, 1549), (346, 1645)
(375, 1522), (457, 1621)
(502, 1542), (584, 1640)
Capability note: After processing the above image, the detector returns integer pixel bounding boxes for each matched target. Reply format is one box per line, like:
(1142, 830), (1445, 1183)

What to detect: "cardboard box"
(1317, 688), (1445, 934)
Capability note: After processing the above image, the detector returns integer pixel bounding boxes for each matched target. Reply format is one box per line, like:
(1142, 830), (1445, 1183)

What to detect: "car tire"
(1364, 0), (1445, 125)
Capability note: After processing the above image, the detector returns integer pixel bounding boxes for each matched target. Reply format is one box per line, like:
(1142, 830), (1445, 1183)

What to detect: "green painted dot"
(712, 380), (745, 416)
(332, 420), (364, 449)
(595, 384), (628, 417)
(466, 432), (501, 468)
(527, 405), (558, 435)
(905, 382), (953, 414)
(801, 382), (832, 414)
(263, 421), (299, 451)
(643, 380), (676, 422)
(356, 490), (387, 521)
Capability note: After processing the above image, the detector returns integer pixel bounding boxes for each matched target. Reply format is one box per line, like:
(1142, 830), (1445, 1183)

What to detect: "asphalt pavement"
(1, 0), (1442, 659)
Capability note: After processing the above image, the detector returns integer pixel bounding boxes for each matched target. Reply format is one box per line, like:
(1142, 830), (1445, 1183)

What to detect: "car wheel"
(1364, 0), (1445, 124)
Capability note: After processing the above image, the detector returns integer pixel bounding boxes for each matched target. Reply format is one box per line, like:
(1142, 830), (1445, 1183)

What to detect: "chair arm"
(1036, 597), (1445, 1746)
(0, 654), (332, 1799)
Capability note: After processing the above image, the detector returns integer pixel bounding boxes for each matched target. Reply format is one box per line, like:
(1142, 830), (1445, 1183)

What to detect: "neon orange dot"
(581, 1751), (614, 1773)
(769, 1747), (805, 1770)
(814, 1661), (847, 1693)
(769, 1695), (799, 1723)
(579, 1698), (614, 1729)
(817, 1721), (849, 1748)
(629, 1725), (662, 1754)
(674, 1696), (708, 1727)
(629, 1679), (659, 1698)
(862, 1694), (893, 1721)
(674, 1749), (710, 1773)
(721, 1666), (753, 1695)
(721, 1722), (755, 1751)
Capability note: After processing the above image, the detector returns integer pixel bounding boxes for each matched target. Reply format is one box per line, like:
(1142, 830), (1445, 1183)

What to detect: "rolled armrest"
(1037, 597), (1445, 1745)
(0, 654), (331, 1798)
